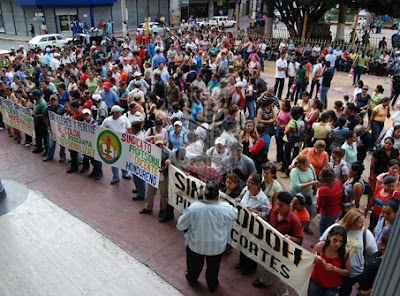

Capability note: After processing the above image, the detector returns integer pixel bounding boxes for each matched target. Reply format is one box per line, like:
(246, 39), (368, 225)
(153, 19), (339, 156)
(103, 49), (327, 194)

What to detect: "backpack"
(287, 120), (305, 144)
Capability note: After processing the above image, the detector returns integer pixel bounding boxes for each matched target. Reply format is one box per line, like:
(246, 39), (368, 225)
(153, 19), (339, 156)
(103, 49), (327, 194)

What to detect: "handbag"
(287, 120), (305, 144)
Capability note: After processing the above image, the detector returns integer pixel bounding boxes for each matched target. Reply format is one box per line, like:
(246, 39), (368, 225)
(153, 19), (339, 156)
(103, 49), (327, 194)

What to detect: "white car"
(28, 34), (71, 50)
(198, 16), (236, 28)
(136, 22), (167, 35)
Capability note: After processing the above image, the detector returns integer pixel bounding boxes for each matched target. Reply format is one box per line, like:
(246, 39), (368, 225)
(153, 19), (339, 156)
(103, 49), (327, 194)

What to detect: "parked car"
(72, 30), (124, 47)
(136, 22), (168, 35)
(197, 16), (236, 28)
(28, 34), (72, 50)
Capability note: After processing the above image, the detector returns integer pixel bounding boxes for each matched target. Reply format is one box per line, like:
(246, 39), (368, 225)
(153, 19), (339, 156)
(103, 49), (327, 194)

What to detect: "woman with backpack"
(309, 225), (350, 296)
(320, 209), (378, 296)
(343, 162), (366, 214)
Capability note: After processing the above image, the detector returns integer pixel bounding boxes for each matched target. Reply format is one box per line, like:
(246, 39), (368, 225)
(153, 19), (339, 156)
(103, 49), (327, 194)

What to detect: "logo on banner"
(97, 130), (122, 164)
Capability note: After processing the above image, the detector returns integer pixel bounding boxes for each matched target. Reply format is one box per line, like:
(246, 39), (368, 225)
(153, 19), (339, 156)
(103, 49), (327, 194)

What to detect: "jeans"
(246, 100), (256, 120)
(132, 174), (146, 198)
(268, 50), (274, 61)
(338, 59), (348, 72)
(258, 52), (265, 72)
(353, 66), (363, 86)
(274, 78), (285, 100)
(47, 134), (66, 160)
(304, 203), (316, 232)
(308, 279), (339, 296)
(319, 214), (340, 237)
(320, 86), (330, 109)
(111, 167), (129, 182)
(34, 120), (48, 152)
(186, 247), (223, 290)
(294, 82), (307, 105)
(371, 120), (384, 146)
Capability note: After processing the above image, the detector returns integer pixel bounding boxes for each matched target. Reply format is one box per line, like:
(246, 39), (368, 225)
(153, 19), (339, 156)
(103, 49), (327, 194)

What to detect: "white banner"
(49, 112), (162, 187)
(168, 164), (315, 296)
(0, 97), (36, 138)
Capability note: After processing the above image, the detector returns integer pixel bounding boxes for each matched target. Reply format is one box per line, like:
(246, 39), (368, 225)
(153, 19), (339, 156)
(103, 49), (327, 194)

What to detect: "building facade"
(0, 0), (169, 36)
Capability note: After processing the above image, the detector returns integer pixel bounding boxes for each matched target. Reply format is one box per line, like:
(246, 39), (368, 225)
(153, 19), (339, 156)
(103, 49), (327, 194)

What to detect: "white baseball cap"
(215, 137), (226, 146)
(92, 94), (101, 101)
(82, 108), (91, 115)
(110, 105), (124, 113)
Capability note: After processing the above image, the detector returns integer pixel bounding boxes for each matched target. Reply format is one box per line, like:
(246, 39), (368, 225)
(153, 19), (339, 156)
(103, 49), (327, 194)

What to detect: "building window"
(58, 14), (78, 32)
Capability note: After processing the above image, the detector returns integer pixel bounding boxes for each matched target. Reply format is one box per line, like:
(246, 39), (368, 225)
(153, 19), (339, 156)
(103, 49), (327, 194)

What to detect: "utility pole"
(251, 0), (257, 27)
(352, 8), (360, 45)
(121, 0), (128, 37)
(235, 0), (240, 32)
(301, 11), (308, 43)
(145, 0), (150, 36)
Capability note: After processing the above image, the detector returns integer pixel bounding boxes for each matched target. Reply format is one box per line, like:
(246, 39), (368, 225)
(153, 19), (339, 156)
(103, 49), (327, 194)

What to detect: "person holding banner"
(31, 89), (48, 155)
(176, 181), (238, 292)
(252, 191), (302, 293)
(235, 173), (271, 275)
(67, 101), (83, 173)
(81, 109), (103, 180)
(101, 105), (132, 185)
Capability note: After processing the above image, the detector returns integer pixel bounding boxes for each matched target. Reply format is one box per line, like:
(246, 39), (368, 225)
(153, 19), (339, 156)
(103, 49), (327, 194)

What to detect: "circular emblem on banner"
(97, 130), (122, 164)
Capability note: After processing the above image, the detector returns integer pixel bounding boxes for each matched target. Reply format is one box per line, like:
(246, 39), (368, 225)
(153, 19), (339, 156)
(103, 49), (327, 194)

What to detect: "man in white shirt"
(177, 182), (238, 292)
(192, 74), (206, 90)
(101, 105), (132, 185)
(310, 58), (324, 99)
(258, 41), (267, 72)
(153, 62), (170, 85)
(274, 51), (287, 100)
(49, 53), (61, 71)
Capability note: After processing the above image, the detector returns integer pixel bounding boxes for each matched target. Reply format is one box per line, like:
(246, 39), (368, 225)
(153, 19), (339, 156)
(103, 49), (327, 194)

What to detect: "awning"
(15, 0), (116, 8)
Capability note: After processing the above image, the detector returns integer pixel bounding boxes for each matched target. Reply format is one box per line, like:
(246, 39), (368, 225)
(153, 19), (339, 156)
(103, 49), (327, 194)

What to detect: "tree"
(264, 0), (275, 37)
(274, 0), (338, 38)
(360, 0), (400, 18)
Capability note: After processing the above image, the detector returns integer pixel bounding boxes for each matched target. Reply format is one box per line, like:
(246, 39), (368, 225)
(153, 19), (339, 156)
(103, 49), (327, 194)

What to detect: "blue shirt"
(152, 53), (166, 69)
(190, 102), (203, 121)
(100, 90), (119, 108)
(177, 200), (238, 255)
(169, 130), (187, 149)
(148, 43), (156, 56)
(58, 91), (70, 106)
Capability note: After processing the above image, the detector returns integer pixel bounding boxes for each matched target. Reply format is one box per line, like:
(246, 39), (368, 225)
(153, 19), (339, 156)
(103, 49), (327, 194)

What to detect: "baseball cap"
(92, 94), (101, 101)
(133, 111), (145, 122)
(49, 94), (59, 101)
(235, 82), (243, 88)
(215, 137), (226, 146)
(134, 71), (142, 77)
(174, 121), (183, 127)
(82, 108), (91, 115)
(154, 134), (164, 145)
(30, 89), (42, 97)
(103, 81), (111, 88)
(110, 105), (124, 113)
(53, 53), (60, 58)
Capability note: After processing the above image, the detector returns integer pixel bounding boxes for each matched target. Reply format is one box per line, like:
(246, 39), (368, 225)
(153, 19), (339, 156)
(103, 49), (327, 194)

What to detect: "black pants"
(0, 112), (4, 128)
(69, 150), (79, 171)
(285, 76), (295, 100)
(186, 246), (223, 289)
(369, 212), (380, 232)
(339, 274), (362, 296)
(310, 79), (320, 98)
(34, 121), (48, 152)
(25, 135), (32, 143)
(276, 127), (284, 162)
(282, 142), (299, 172)
(239, 252), (257, 273)
(274, 78), (285, 100)
(391, 90), (400, 106)
(83, 155), (102, 176)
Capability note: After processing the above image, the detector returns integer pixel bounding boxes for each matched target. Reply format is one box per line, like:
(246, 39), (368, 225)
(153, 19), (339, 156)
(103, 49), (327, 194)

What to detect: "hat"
(10, 47), (15, 51)
(45, 47), (51, 52)
(82, 108), (91, 115)
(134, 71), (142, 77)
(30, 89), (41, 97)
(154, 134), (164, 145)
(49, 94), (59, 100)
(329, 49), (334, 54)
(215, 137), (226, 146)
(110, 105), (124, 113)
(132, 111), (145, 122)
(19, 44), (24, 48)
(92, 94), (101, 101)
(133, 92), (143, 100)
(235, 82), (243, 88)
(103, 81), (111, 88)
(174, 120), (182, 127)
(354, 125), (366, 136)
(53, 53), (60, 58)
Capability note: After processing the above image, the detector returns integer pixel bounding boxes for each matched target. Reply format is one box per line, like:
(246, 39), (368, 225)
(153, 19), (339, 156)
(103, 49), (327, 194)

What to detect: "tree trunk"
(336, 3), (347, 41)
(264, 0), (275, 37)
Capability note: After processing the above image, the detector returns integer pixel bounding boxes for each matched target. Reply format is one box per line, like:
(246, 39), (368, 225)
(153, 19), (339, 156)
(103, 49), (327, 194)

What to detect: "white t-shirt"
(320, 224), (378, 278)
(101, 115), (132, 133)
(275, 58), (287, 78)
(312, 63), (323, 82)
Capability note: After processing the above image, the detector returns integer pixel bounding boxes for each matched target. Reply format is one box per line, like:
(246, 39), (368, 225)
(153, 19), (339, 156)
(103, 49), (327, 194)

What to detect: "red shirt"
(311, 253), (342, 288)
(138, 49), (146, 61)
(81, 73), (88, 83)
(372, 185), (395, 216)
(268, 208), (303, 241)
(294, 207), (310, 236)
(136, 35), (143, 45)
(317, 179), (343, 217)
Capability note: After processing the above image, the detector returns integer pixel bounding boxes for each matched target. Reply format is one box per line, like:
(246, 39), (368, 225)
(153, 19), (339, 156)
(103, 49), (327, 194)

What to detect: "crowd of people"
(1, 22), (400, 296)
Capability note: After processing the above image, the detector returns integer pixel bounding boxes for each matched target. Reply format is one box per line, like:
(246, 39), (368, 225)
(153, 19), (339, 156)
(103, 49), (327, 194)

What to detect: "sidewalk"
(0, 34), (30, 42)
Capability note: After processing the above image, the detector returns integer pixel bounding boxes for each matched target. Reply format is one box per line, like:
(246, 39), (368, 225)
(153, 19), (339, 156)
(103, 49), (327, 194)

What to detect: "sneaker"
(0, 127), (4, 131)
(122, 175), (132, 180)
(94, 174), (103, 181)
(43, 157), (53, 161)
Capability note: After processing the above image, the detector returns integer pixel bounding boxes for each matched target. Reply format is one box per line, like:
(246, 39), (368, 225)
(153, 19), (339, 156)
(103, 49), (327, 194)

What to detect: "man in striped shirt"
(177, 182), (238, 292)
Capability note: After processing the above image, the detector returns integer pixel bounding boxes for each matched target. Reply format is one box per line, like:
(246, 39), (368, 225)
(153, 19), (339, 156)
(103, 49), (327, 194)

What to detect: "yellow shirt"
(312, 122), (332, 139)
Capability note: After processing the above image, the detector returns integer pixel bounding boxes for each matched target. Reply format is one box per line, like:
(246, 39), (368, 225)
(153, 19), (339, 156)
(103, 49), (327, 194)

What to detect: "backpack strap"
(362, 228), (368, 267)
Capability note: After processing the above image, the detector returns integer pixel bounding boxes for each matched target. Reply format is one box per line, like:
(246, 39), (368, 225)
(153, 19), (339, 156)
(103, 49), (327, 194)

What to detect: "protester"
(177, 181), (238, 292)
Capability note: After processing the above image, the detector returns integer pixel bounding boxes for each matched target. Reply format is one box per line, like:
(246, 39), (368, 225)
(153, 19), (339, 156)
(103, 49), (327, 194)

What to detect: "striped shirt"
(177, 200), (238, 256)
